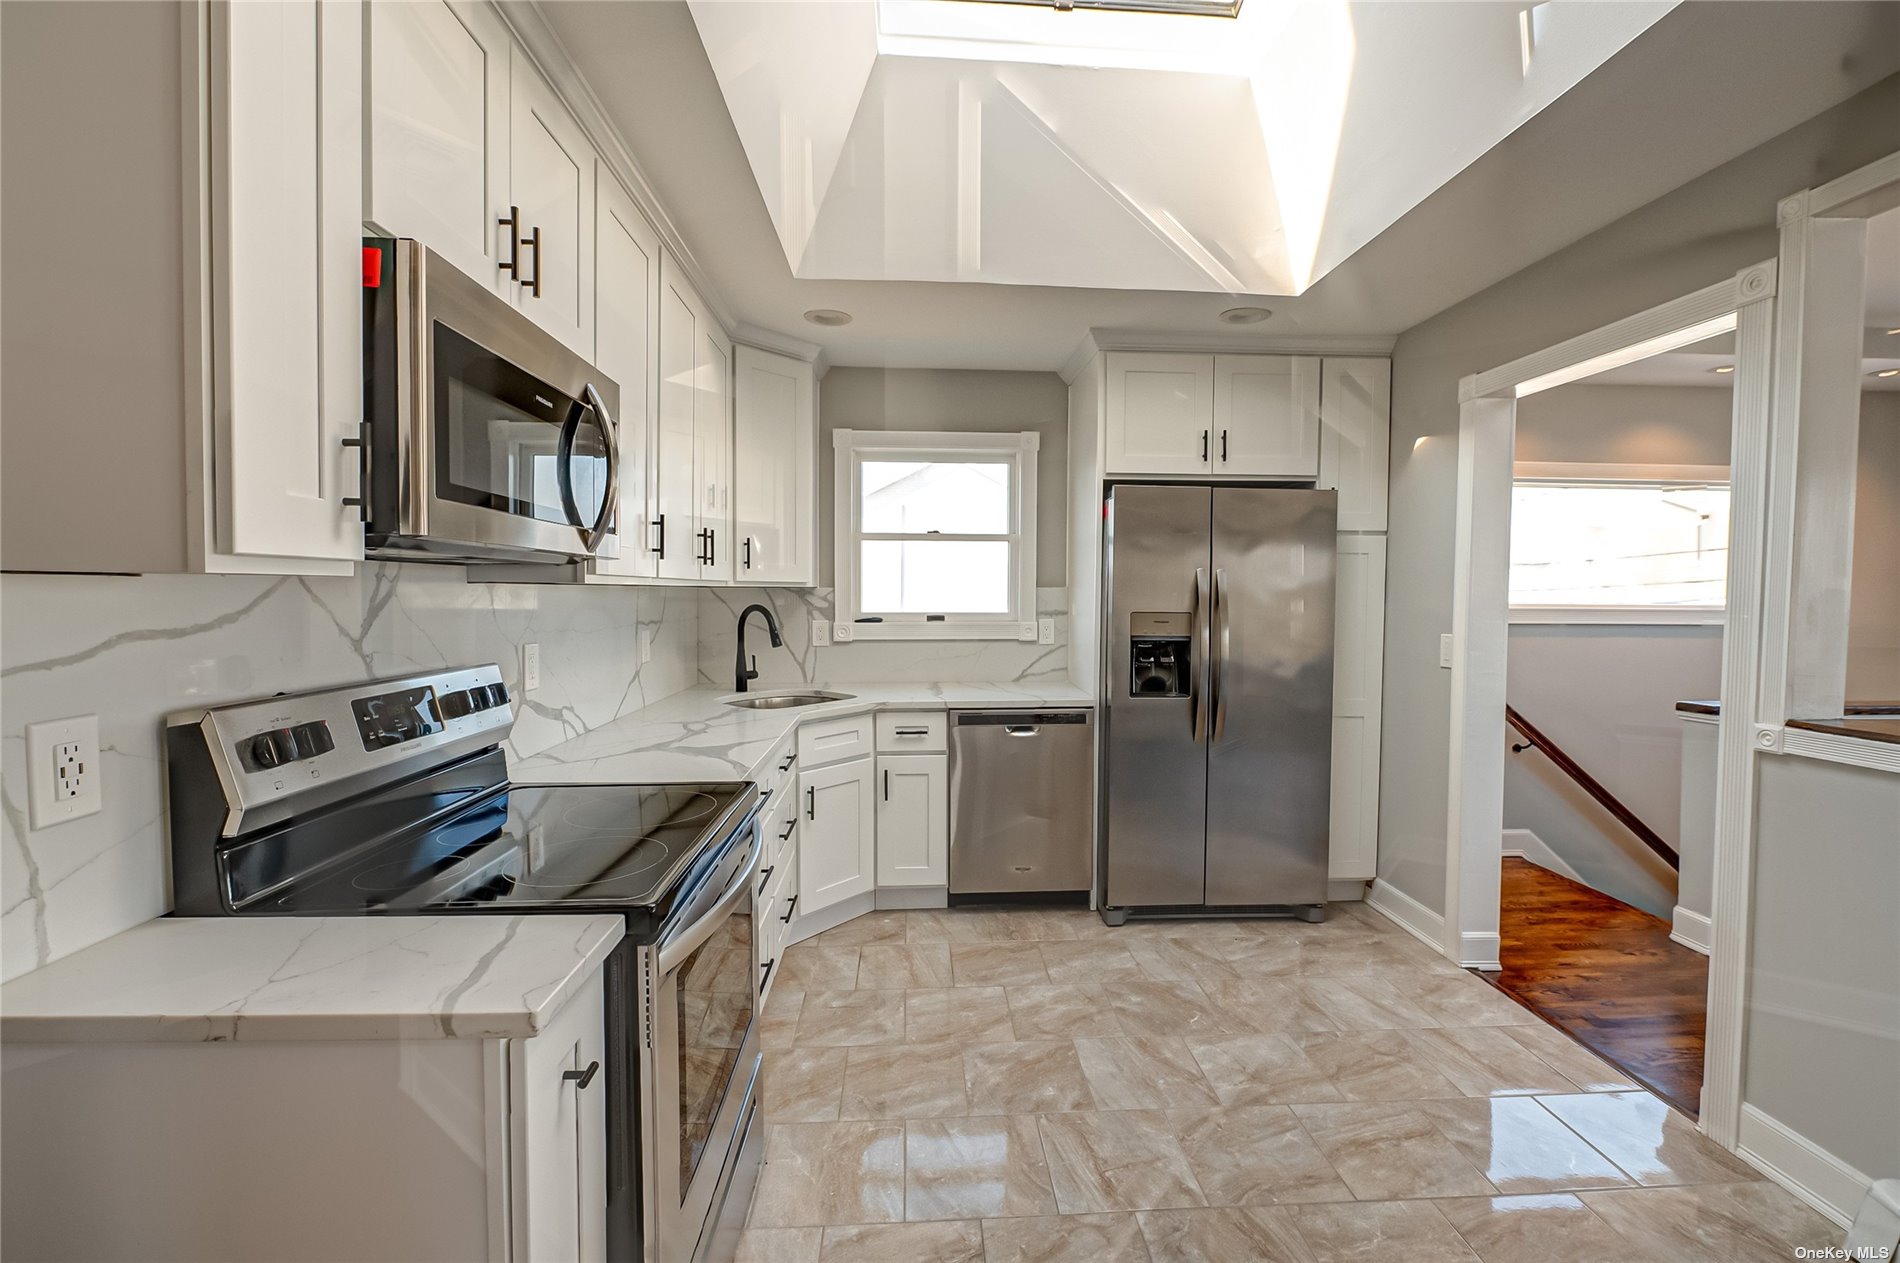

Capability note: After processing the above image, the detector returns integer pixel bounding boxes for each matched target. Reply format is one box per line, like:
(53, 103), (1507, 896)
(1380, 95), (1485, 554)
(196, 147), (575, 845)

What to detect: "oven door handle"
(656, 825), (763, 977)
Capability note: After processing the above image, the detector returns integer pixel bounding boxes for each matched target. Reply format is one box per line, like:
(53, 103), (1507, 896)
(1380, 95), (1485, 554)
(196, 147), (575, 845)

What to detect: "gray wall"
(1375, 74), (1900, 915)
(1514, 383), (1733, 466)
(1745, 754), (1900, 1181)
(1849, 393), (1900, 698)
(817, 368), (1070, 588)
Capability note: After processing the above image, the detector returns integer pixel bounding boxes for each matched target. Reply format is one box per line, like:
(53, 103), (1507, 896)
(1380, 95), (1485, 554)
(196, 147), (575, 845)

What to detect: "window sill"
(835, 620), (1035, 643)
(1508, 606), (1727, 627)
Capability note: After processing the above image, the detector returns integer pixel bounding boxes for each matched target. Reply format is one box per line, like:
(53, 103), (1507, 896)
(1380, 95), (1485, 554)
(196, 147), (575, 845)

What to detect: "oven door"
(646, 819), (763, 1262)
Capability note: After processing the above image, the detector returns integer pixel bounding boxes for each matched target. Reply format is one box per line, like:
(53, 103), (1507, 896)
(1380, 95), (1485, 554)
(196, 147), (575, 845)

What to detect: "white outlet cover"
(1038, 618), (1056, 645)
(1439, 633), (1454, 669)
(638, 626), (655, 665)
(523, 642), (542, 692)
(25, 714), (102, 830)
(810, 618), (831, 647)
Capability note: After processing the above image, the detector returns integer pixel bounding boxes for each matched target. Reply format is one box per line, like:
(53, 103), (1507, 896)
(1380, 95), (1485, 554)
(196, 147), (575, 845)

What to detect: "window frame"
(832, 429), (1039, 641)
(1507, 461), (1732, 626)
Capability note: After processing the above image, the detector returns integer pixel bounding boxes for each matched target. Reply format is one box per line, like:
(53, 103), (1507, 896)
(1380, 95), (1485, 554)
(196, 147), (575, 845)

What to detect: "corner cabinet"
(798, 757), (876, 917)
(1104, 352), (1319, 479)
(733, 346), (818, 585)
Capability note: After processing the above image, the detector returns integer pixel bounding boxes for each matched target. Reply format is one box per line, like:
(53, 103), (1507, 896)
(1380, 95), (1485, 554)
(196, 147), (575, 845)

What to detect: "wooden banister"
(1505, 705), (1679, 871)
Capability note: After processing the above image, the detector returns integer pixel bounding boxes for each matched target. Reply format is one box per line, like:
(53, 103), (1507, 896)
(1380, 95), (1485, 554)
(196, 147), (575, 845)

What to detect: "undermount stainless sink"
(724, 691), (853, 710)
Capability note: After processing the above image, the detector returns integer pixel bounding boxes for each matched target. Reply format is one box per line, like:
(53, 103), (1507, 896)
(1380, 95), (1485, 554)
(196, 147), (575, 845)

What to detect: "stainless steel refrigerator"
(1099, 484), (1336, 923)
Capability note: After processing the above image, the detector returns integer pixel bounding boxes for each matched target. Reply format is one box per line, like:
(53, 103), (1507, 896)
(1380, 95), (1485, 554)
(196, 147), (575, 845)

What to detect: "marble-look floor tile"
(1164, 1106), (1353, 1206)
(980, 1213), (1151, 1263)
(856, 943), (953, 989)
(1292, 1030), (1466, 1101)
(750, 1122), (905, 1227)
(1299, 975), (1442, 1030)
(1400, 1027), (1579, 1096)
(1040, 1111), (1209, 1214)
(903, 987), (1015, 1044)
(808, 910), (908, 948)
(1437, 1193), (1664, 1263)
(1107, 979), (1246, 1039)
(817, 1220), (982, 1263)
(950, 942), (1051, 987)
(905, 1116), (1058, 1221)
(1136, 1206), (1314, 1263)
(794, 990), (906, 1047)
(997, 909), (1087, 942)
(1125, 936), (1245, 987)
(964, 1041), (1096, 1114)
(1390, 969), (1538, 1026)
(735, 1226), (823, 1263)
(779, 945), (864, 992)
(1038, 941), (1147, 987)
(1288, 1200), (1479, 1262)
(1185, 1034), (1343, 1106)
(1580, 1181), (1840, 1262)
(1196, 978), (1341, 1035)
(1212, 933), (1306, 976)
(1074, 1036), (1220, 1110)
(841, 1043), (969, 1119)
(1007, 984), (1126, 1041)
(1289, 1102), (1500, 1201)
(760, 989), (806, 1050)
(1417, 1097), (1634, 1193)
(909, 909), (1013, 945)
(761, 1046), (848, 1122)
(1537, 1092), (1759, 1186)
(1500, 1023), (1640, 1092)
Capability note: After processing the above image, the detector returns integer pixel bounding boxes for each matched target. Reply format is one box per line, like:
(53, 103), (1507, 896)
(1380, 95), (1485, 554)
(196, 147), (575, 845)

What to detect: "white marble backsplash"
(0, 564), (696, 983)
(698, 587), (1070, 687)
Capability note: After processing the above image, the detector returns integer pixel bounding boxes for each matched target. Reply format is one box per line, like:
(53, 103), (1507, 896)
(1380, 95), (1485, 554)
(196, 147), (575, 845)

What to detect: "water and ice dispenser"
(1129, 611), (1192, 697)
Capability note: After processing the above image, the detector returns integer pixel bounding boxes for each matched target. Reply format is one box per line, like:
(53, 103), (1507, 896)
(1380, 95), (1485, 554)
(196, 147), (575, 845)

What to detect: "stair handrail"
(1505, 705), (1680, 871)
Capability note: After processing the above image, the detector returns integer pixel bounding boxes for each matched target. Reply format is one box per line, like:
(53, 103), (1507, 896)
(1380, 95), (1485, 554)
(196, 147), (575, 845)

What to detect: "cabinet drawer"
(798, 713), (873, 767)
(760, 735), (799, 798)
(766, 797), (799, 866)
(875, 712), (946, 753)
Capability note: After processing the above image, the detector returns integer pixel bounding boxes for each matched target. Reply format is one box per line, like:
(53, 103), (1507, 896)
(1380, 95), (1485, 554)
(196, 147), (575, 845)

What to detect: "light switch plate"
(1439, 633), (1454, 669)
(522, 642), (542, 692)
(638, 626), (655, 665)
(1038, 618), (1056, 645)
(26, 714), (102, 830)
(811, 619), (831, 647)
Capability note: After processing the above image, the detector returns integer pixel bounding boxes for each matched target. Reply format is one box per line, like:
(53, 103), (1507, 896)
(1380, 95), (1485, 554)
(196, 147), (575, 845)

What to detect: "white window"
(833, 430), (1038, 640)
(1508, 464), (1730, 624)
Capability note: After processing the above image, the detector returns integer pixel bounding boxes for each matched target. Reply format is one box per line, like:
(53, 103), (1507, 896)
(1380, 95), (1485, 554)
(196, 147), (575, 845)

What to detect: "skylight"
(945, 0), (1243, 18)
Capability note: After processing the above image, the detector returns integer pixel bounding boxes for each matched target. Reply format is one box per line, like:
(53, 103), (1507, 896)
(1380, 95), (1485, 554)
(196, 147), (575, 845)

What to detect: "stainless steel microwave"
(361, 238), (620, 565)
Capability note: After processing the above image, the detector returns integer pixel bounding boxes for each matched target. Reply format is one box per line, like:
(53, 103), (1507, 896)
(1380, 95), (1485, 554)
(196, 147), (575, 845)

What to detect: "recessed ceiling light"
(1219, 306), (1272, 325)
(1873, 368), (1900, 379)
(1710, 365), (1735, 375)
(803, 309), (852, 327)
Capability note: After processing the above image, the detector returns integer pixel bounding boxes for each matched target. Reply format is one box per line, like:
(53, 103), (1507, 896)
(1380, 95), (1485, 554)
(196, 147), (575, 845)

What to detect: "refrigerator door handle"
(1191, 566), (1209, 744)
(1212, 568), (1231, 741)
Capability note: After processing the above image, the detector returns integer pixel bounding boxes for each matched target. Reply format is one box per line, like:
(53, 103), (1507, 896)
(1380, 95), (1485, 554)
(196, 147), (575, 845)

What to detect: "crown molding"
(1061, 327), (1399, 382)
(731, 322), (830, 376)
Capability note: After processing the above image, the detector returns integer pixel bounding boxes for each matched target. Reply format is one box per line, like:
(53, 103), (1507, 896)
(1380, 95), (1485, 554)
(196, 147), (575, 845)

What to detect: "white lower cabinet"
(875, 754), (948, 888)
(1329, 534), (1387, 881)
(512, 968), (608, 1263)
(797, 757), (876, 916)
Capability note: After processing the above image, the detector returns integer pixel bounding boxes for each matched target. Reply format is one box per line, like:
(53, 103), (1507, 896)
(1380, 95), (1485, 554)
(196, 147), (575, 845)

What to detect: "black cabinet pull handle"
(778, 754), (795, 772)
(1221, 429), (1228, 462)
(780, 895), (797, 924)
(743, 536), (752, 570)
(498, 206), (521, 278)
(339, 421), (370, 521)
(893, 726), (929, 736)
(1200, 429), (1208, 461)
(652, 514), (665, 559)
(759, 959), (774, 994)
(883, 769), (890, 801)
(562, 1060), (600, 1090)
(758, 864), (775, 894)
(708, 528), (716, 568)
(522, 224), (543, 297)
(778, 819), (795, 841)
(806, 786), (815, 820)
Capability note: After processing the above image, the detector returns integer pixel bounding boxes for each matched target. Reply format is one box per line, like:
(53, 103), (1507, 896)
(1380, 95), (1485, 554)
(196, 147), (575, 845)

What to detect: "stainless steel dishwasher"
(949, 709), (1094, 895)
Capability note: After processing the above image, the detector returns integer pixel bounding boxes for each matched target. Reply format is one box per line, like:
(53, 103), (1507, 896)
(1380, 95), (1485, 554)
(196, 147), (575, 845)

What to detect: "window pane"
(861, 460), (1010, 534)
(1509, 483), (1730, 607)
(861, 540), (1011, 614)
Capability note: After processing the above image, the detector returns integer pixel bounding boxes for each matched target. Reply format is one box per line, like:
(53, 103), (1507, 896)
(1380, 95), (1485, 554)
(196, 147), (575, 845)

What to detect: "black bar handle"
(777, 753), (796, 773)
(523, 225), (543, 297)
(778, 819), (795, 841)
(562, 1060), (600, 1090)
(758, 864), (775, 895)
(652, 514), (666, 559)
(806, 786), (815, 820)
(883, 769), (890, 801)
(779, 895), (797, 924)
(1221, 429), (1228, 462)
(340, 421), (370, 521)
(759, 959), (774, 994)
(497, 206), (521, 278)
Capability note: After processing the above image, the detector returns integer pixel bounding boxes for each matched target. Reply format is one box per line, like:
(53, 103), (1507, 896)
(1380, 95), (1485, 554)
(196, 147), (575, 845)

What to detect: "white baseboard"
(1502, 827), (1584, 883)
(1670, 905), (1713, 955)
(1737, 1103), (1868, 1228)
(1365, 879), (1447, 956)
(1458, 931), (1502, 972)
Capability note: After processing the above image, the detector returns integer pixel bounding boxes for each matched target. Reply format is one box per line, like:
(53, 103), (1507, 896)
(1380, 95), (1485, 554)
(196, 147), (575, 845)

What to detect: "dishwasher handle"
(1003, 725), (1041, 737)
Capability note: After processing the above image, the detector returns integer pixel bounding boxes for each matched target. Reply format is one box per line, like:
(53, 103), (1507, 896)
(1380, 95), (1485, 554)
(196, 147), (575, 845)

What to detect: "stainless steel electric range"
(164, 664), (764, 1263)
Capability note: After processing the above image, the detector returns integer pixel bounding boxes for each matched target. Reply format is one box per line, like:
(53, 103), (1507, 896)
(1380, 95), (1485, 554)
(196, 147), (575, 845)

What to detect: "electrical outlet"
(522, 642), (542, 693)
(638, 626), (655, 665)
(810, 619), (830, 647)
(1439, 633), (1454, 669)
(26, 714), (102, 830)
(1038, 618), (1056, 645)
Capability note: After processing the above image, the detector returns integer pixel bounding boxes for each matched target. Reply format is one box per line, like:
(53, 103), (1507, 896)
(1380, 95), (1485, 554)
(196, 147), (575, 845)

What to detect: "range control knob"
(439, 689), (477, 720)
(488, 682), (511, 708)
(290, 721), (334, 759)
(249, 729), (296, 769)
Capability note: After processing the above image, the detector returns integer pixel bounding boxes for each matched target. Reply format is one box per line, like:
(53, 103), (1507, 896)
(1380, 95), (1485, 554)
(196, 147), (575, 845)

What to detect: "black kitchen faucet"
(734, 604), (784, 692)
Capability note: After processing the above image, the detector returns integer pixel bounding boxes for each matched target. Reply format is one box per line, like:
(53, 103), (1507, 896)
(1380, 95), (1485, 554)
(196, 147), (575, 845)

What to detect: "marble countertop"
(512, 681), (1094, 786)
(0, 915), (624, 1044)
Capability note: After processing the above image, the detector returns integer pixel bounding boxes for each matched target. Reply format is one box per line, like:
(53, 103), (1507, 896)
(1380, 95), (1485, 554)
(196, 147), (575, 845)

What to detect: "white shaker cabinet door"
(364, 0), (510, 291)
(733, 346), (816, 585)
(654, 258), (701, 580)
(510, 968), (607, 1263)
(591, 172), (661, 579)
(1318, 357), (1392, 532)
(696, 328), (734, 583)
(1329, 534), (1386, 882)
(875, 754), (948, 888)
(798, 757), (876, 916)
(507, 46), (595, 357)
(1213, 355), (1320, 478)
(1105, 353), (1215, 476)
(211, 0), (364, 563)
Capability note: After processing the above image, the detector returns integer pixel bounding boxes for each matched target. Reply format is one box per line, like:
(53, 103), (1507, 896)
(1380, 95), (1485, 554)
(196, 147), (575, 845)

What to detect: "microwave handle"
(558, 384), (620, 554)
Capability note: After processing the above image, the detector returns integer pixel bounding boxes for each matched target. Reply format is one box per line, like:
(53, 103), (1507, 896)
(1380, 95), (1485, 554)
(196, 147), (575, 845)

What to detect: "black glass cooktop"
(230, 780), (756, 922)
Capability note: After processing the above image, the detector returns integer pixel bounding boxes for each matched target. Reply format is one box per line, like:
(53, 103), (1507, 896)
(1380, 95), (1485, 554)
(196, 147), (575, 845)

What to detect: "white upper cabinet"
(655, 261), (700, 580)
(1318, 357), (1392, 532)
(364, 0), (509, 290)
(589, 170), (660, 580)
(506, 46), (595, 357)
(1105, 353), (1215, 475)
(733, 346), (817, 586)
(1213, 355), (1320, 477)
(696, 326), (734, 582)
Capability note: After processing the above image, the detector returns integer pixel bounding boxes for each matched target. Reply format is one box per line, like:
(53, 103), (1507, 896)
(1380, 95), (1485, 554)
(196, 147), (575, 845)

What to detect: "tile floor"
(739, 902), (1838, 1262)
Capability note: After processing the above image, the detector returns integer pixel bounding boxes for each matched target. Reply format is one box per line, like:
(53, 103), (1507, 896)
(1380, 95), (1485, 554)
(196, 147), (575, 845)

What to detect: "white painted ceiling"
(536, 1), (1900, 369)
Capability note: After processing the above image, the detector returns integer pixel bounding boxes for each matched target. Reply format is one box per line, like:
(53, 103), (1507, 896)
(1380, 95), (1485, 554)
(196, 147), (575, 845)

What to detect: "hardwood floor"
(1482, 857), (1708, 1117)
